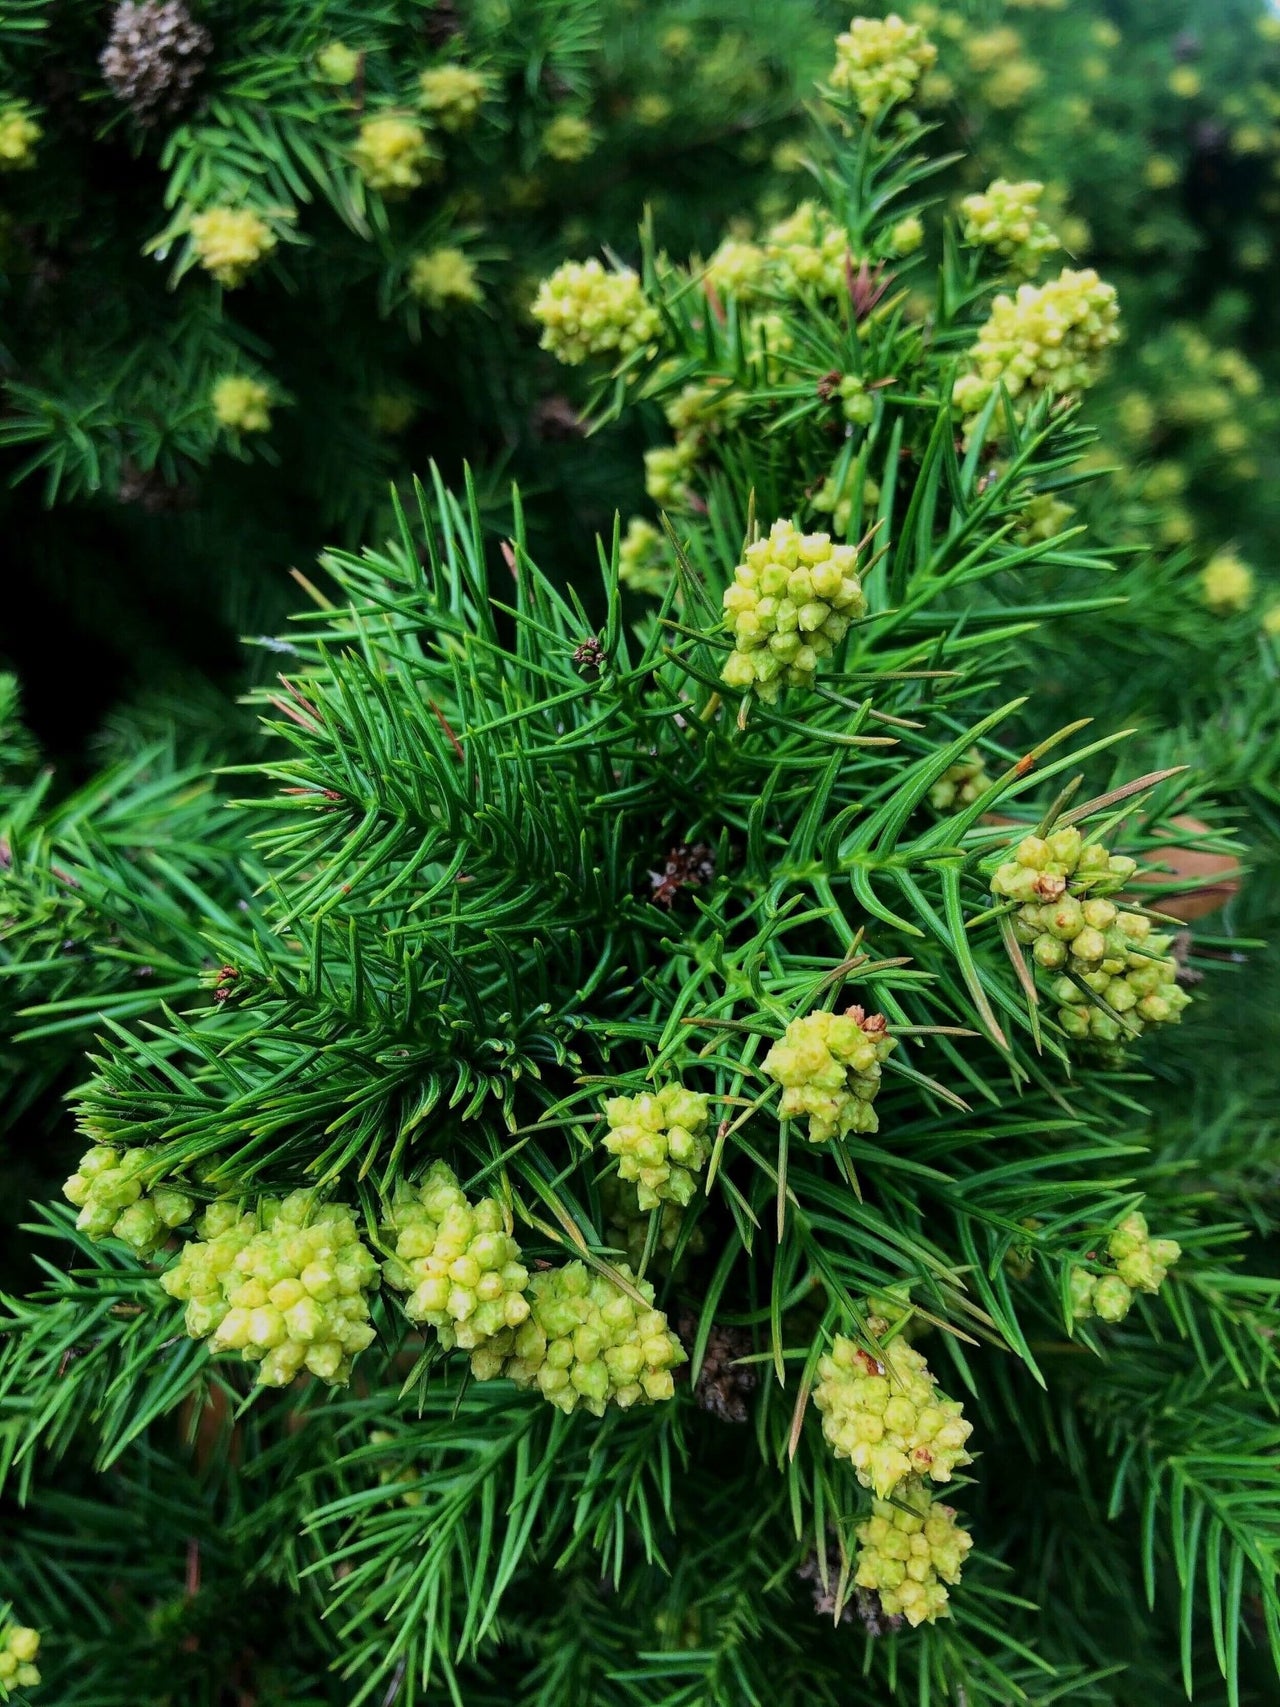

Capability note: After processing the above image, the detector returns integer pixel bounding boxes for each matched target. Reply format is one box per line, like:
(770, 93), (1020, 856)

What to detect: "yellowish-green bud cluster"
(764, 201), (852, 298)
(532, 258), (659, 366)
(369, 1429), (424, 1507)
(542, 112), (597, 162)
(704, 236), (770, 301)
(663, 378), (743, 439)
(352, 113), (435, 193)
(161, 1194), (378, 1387)
(212, 375), (272, 433)
(1071, 1211), (1182, 1324)
(409, 246), (483, 310)
(814, 1334), (973, 1497)
(993, 829), (1191, 1045)
(63, 1145), (194, 1255)
(889, 214), (924, 256)
(829, 14), (938, 119)
(603, 1084), (711, 1210)
(854, 1477), (972, 1626)
(189, 207), (277, 287)
(0, 103), (40, 170)
(928, 749), (989, 813)
(839, 374), (875, 426)
(381, 1162), (530, 1367)
(314, 41), (360, 84)
(1048, 916), (1191, 1046)
(952, 267), (1119, 439)
(502, 1260), (686, 1415)
(644, 441), (699, 508)
(812, 470), (879, 538)
(0, 1621), (41, 1694)
(959, 179), (1059, 276)
(763, 1005), (895, 1142)
(1017, 492), (1074, 543)
(599, 1175), (700, 1273)
(618, 516), (669, 595)
(702, 204), (859, 304)
(369, 392), (416, 435)
(991, 827), (1136, 907)
(721, 520), (867, 703)
(1200, 550), (1254, 613)
(417, 64), (489, 131)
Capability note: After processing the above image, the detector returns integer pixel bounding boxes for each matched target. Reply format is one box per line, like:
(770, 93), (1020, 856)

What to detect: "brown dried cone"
(794, 1545), (905, 1633)
(675, 1312), (757, 1422)
(101, 0), (212, 126)
(982, 813), (1240, 923)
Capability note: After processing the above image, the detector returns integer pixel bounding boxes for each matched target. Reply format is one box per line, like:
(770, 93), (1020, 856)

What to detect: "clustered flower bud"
(380, 1162), (530, 1370)
(829, 14), (938, 119)
(0, 102), (41, 170)
(1016, 492), (1075, 543)
(542, 112), (597, 162)
(958, 179), (1059, 276)
(314, 41), (360, 84)
(531, 259), (659, 366)
(0, 1621), (41, 1694)
(704, 236), (769, 301)
(161, 1194), (378, 1386)
(813, 1333), (973, 1497)
(1070, 1210), (1182, 1324)
(212, 375), (272, 433)
(952, 267), (1120, 440)
(702, 204), (863, 304)
(369, 1429), (424, 1507)
(599, 1175), (700, 1274)
(352, 114), (436, 193)
(100, 0), (212, 126)
(853, 1477), (973, 1626)
(602, 1083), (711, 1210)
(417, 64), (489, 131)
(764, 201), (852, 298)
(721, 520), (868, 703)
(993, 828), (1192, 1046)
(928, 749), (990, 812)
(502, 1260), (686, 1415)
(189, 207), (277, 287)
(763, 1005), (895, 1142)
(643, 440), (699, 507)
(63, 1145), (194, 1255)
(1200, 550), (1254, 613)
(618, 516), (669, 595)
(409, 246), (483, 309)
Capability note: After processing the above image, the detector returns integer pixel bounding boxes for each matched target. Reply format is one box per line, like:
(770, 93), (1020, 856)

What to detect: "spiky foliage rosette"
(1, 24), (1279, 1707)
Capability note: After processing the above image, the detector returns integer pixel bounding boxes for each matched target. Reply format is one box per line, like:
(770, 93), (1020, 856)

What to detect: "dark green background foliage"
(2, 2), (1280, 1705)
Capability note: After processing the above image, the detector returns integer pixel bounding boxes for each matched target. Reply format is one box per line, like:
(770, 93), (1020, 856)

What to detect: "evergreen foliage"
(0, 0), (841, 738)
(1, 5), (1279, 1705)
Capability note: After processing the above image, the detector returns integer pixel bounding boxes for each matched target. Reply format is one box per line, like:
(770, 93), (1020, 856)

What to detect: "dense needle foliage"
(2, 5), (1280, 1707)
